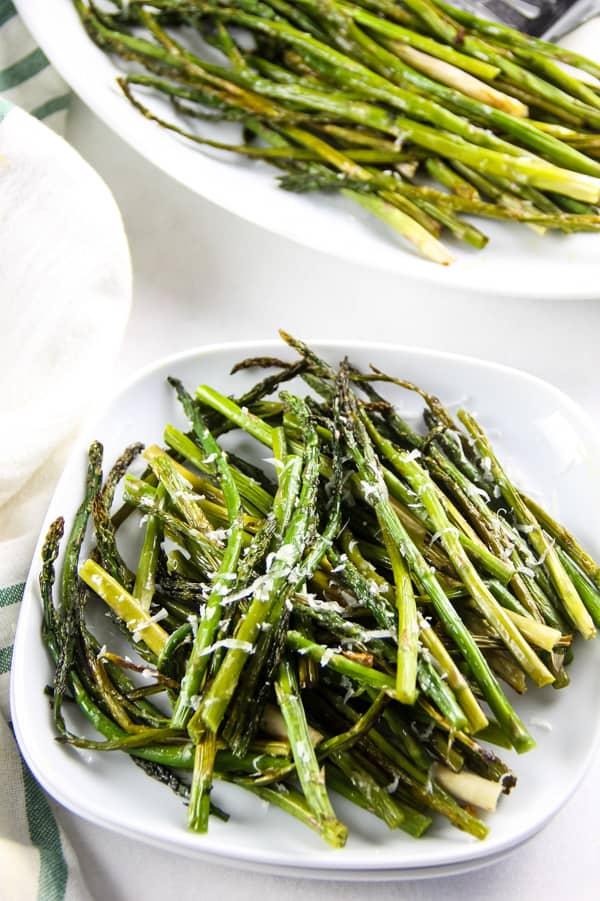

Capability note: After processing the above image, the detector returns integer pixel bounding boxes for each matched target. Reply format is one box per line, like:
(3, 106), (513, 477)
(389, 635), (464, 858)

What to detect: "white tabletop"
(58, 96), (600, 901)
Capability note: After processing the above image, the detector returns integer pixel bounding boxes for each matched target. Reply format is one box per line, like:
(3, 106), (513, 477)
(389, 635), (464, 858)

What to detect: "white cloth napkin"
(0, 103), (132, 586)
(0, 83), (131, 901)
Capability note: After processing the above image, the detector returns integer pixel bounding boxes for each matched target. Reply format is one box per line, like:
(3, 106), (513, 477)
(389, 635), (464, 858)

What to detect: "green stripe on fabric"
(21, 762), (68, 901)
(30, 92), (71, 121)
(0, 96), (13, 120)
(0, 0), (16, 27)
(0, 582), (25, 608)
(0, 645), (13, 674)
(0, 47), (49, 91)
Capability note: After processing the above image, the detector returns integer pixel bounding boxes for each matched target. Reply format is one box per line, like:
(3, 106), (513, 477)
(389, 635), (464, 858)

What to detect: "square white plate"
(11, 339), (600, 879)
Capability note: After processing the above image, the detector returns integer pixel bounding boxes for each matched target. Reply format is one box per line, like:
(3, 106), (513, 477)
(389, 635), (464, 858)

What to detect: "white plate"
(11, 339), (600, 879)
(14, 0), (600, 299)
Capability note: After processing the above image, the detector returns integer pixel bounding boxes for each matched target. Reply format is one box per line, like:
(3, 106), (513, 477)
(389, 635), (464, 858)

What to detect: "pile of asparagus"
(41, 333), (600, 846)
(73, 0), (600, 262)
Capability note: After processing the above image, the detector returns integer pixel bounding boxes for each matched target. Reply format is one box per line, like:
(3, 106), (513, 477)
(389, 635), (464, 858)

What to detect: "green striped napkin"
(1, 584), (92, 901)
(0, 0), (70, 127)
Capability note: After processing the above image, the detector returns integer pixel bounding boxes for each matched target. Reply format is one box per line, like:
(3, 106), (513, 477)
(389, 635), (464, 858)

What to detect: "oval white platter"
(11, 339), (600, 879)
(14, 0), (600, 299)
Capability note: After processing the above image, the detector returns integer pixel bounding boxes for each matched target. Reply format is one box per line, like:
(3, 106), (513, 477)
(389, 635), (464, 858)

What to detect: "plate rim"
(12, 0), (600, 300)
(11, 337), (600, 877)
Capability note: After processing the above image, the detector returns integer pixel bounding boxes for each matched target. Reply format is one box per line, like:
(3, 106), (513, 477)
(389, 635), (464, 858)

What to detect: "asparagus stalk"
(458, 410), (596, 641)
(169, 382), (246, 730)
(79, 559), (169, 657)
(133, 483), (166, 611)
(275, 657), (348, 846)
(53, 442), (103, 732)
